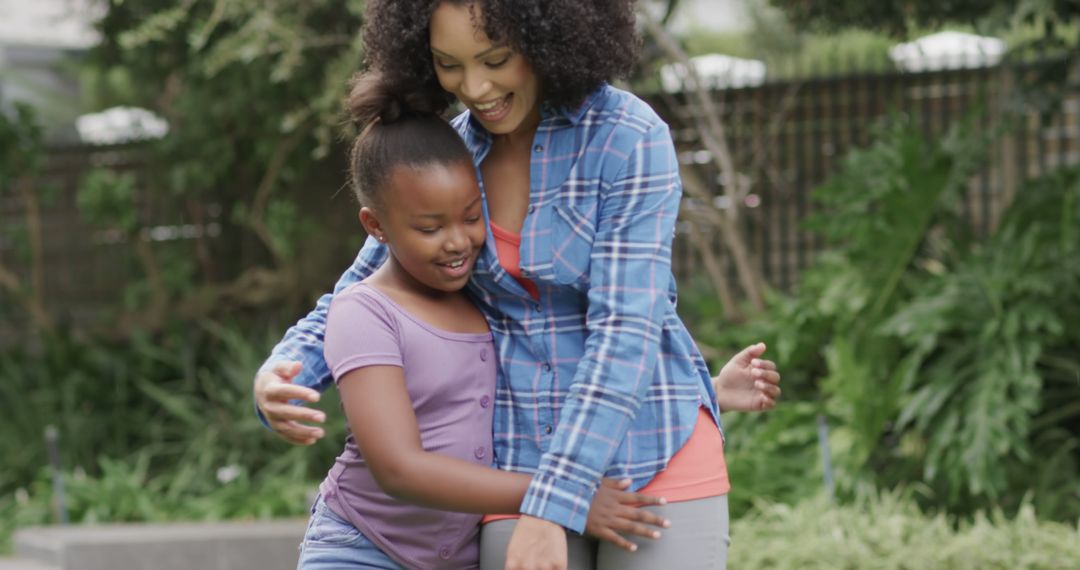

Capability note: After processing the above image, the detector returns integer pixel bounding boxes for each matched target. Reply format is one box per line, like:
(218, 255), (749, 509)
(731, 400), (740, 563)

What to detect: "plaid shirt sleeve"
(256, 236), (388, 424)
(520, 120), (682, 532)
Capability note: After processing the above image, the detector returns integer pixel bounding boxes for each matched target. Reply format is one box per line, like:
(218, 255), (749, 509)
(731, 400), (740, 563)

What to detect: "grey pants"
(479, 495), (729, 570)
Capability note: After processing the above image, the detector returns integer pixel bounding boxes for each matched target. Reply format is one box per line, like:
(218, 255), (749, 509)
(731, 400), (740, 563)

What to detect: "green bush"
(731, 494), (1080, 569)
(687, 116), (1080, 520)
(0, 320), (349, 553)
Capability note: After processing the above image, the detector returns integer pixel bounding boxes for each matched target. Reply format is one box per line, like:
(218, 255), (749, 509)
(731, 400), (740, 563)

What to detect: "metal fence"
(648, 51), (1080, 291)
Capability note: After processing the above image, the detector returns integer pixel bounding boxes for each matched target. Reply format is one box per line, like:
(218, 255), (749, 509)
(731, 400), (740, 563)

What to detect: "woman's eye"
(465, 216), (481, 224)
(417, 227), (439, 234)
(435, 60), (459, 70)
(485, 56), (509, 69)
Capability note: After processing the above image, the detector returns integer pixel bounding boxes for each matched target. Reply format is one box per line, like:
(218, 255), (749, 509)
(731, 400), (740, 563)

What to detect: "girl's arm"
(340, 364), (667, 552)
(339, 365), (531, 514)
(326, 282), (666, 548)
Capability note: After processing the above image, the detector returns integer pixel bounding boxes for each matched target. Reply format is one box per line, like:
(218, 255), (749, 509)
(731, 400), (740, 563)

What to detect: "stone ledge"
(0, 558), (61, 570)
(15, 519), (307, 570)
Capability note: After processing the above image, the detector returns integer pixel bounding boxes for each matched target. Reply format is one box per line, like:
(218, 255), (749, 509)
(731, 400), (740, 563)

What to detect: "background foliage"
(688, 117), (1080, 521)
(1, 0), (1078, 560)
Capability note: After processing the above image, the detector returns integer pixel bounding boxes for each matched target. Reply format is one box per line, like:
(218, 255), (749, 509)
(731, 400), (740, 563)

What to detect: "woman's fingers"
(750, 358), (777, 371)
(254, 366), (326, 445)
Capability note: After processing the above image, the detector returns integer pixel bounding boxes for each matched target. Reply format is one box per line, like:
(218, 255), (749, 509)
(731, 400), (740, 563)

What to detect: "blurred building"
(659, 53), (767, 93)
(889, 31), (1006, 72)
(0, 0), (102, 142)
(0, 0), (168, 144)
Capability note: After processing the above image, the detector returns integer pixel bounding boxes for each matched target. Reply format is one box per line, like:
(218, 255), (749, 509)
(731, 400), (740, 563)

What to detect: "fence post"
(45, 425), (69, 525)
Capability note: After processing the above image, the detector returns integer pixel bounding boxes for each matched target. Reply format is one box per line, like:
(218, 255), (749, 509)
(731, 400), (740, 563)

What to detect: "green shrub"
(730, 494), (1080, 570)
(0, 320), (349, 553)
(687, 117), (1080, 520)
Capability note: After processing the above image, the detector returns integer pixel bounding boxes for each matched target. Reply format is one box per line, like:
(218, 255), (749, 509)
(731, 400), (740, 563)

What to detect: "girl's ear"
(359, 207), (386, 243)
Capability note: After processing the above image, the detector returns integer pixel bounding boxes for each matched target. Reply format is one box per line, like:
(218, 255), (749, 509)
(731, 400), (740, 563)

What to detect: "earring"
(376, 235), (386, 242)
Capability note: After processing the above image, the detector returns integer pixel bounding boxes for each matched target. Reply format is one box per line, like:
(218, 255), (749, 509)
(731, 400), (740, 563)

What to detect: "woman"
(255, 1), (780, 568)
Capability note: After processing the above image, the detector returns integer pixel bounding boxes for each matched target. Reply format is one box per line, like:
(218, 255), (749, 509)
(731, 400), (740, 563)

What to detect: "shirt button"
(543, 425), (553, 435)
(534, 144), (544, 153)
(480, 348), (488, 361)
(533, 303), (542, 312)
(528, 204), (536, 214)
(542, 363), (552, 372)
(474, 446), (486, 459)
(439, 546), (452, 560)
(480, 395), (491, 408)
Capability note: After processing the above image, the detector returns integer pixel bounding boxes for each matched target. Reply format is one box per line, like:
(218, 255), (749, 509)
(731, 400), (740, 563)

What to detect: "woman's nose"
(461, 68), (491, 101)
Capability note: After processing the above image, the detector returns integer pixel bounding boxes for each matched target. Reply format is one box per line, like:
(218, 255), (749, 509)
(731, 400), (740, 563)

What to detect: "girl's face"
(429, 1), (542, 138)
(362, 161), (486, 294)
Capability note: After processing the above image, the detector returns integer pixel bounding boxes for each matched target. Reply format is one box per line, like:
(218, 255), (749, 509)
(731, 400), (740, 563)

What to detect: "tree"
(78, 0), (368, 331)
(767, 0), (1080, 48)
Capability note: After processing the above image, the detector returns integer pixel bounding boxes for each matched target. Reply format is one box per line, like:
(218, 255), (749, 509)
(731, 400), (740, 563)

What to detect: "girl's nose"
(443, 225), (469, 252)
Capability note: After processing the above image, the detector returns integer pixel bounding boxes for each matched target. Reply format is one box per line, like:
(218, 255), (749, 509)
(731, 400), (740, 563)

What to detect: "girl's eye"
(435, 60), (459, 70)
(465, 216), (481, 224)
(417, 227), (439, 234)
(485, 56), (509, 69)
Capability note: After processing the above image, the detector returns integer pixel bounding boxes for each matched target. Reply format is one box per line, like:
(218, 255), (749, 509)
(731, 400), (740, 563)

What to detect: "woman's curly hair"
(362, 0), (640, 113)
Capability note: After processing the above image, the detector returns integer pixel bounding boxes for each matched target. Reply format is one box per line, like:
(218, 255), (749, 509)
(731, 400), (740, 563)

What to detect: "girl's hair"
(346, 71), (473, 207)
(361, 0), (640, 113)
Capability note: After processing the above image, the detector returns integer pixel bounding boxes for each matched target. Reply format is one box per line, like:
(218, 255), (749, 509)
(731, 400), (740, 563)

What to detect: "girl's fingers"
(628, 493), (666, 506)
(612, 520), (661, 539)
(597, 530), (638, 552)
(618, 505), (669, 527)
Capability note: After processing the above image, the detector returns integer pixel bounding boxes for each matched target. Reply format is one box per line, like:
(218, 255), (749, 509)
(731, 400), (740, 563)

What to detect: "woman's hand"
(253, 361), (326, 444)
(585, 478), (669, 552)
(505, 515), (567, 570)
(713, 342), (781, 412)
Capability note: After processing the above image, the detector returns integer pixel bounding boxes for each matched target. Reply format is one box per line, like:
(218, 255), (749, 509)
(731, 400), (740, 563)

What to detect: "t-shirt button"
(480, 348), (489, 361)
(480, 395), (491, 408)
(528, 204), (536, 214)
(474, 446), (486, 459)
(439, 545), (452, 560)
(534, 144), (544, 153)
(543, 425), (553, 435)
(542, 363), (552, 373)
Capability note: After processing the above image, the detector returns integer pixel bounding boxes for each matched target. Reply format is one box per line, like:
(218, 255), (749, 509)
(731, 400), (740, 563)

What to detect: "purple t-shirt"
(320, 283), (496, 569)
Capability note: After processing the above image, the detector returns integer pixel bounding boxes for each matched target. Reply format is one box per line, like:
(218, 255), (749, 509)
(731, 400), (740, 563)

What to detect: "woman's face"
(429, 1), (541, 138)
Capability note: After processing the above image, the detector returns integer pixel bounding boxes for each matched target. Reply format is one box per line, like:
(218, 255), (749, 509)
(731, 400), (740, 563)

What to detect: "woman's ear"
(359, 207), (386, 243)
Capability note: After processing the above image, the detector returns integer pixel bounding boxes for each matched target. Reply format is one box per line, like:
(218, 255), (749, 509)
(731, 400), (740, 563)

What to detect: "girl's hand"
(585, 478), (670, 552)
(713, 342), (782, 412)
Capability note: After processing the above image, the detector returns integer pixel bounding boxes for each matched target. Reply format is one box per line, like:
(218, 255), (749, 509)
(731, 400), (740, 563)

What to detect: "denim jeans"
(297, 495), (403, 570)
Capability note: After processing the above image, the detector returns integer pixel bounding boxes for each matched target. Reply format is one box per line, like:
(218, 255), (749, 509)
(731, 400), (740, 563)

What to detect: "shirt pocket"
(548, 202), (597, 287)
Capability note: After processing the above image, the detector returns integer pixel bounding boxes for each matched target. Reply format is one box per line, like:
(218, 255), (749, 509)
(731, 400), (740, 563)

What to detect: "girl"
(261, 2), (783, 568)
(297, 72), (668, 570)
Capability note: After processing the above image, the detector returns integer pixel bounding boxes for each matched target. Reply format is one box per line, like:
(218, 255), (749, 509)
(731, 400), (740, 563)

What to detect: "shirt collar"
(542, 84), (604, 126)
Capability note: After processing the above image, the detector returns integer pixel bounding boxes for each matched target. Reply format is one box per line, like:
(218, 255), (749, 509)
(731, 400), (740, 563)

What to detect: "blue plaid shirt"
(265, 84), (719, 533)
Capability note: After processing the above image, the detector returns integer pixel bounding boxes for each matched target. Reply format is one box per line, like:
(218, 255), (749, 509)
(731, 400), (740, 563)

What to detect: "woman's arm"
(519, 119), (683, 533)
(713, 342), (782, 412)
(253, 236), (388, 444)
